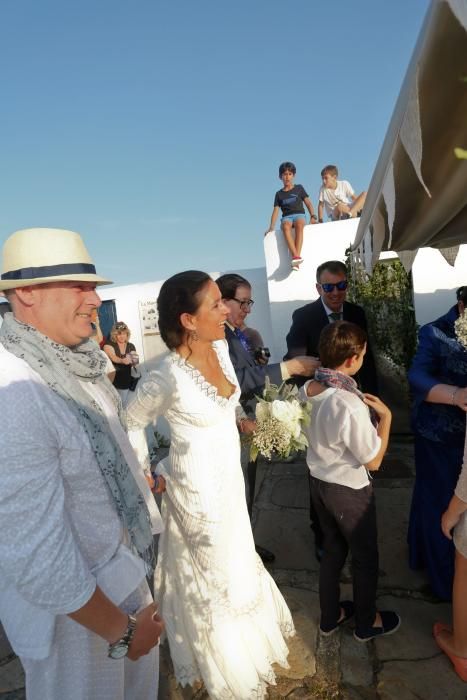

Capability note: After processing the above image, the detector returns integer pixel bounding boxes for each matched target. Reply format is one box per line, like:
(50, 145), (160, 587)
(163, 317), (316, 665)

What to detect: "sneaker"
(354, 611), (401, 642)
(292, 256), (303, 264)
(320, 600), (355, 636)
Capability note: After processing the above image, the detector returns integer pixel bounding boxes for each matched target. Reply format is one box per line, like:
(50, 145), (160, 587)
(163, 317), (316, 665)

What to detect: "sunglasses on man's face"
(319, 280), (348, 293)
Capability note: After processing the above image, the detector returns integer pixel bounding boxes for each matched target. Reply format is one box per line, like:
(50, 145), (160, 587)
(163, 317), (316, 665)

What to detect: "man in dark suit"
(285, 260), (378, 393)
(285, 260), (378, 559)
(216, 273), (318, 563)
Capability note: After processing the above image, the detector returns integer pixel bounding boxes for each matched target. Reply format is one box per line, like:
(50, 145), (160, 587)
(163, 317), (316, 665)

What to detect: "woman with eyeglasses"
(104, 322), (139, 405)
(126, 271), (295, 699)
(217, 273), (317, 399)
(216, 273), (318, 565)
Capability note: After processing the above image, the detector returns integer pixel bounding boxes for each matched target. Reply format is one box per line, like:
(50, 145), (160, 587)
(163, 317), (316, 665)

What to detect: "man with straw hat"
(0, 228), (164, 699)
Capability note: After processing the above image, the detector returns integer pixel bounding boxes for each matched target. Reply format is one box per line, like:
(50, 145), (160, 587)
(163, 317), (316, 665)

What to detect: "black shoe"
(320, 600), (355, 636)
(354, 611), (401, 642)
(255, 545), (275, 563)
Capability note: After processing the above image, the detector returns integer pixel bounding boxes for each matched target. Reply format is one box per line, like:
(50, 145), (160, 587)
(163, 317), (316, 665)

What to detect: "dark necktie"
(328, 312), (342, 322)
(234, 327), (252, 354)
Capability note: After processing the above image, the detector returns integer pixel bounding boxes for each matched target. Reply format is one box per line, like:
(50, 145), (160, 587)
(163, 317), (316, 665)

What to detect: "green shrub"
(346, 254), (418, 372)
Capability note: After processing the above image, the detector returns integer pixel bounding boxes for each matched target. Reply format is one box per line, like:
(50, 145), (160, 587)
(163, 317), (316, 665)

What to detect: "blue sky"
(0, 0), (428, 286)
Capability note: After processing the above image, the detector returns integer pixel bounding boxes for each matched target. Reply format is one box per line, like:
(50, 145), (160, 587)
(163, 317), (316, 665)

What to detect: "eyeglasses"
(231, 298), (254, 310)
(319, 280), (348, 293)
(115, 323), (128, 331)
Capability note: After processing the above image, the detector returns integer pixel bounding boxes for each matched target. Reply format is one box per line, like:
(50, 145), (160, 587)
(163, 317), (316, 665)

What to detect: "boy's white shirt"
(301, 383), (380, 489)
(319, 180), (355, 217)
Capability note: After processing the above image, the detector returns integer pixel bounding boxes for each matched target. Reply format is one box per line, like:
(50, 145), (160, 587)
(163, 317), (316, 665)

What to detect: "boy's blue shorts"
(281, 213), (306, 224)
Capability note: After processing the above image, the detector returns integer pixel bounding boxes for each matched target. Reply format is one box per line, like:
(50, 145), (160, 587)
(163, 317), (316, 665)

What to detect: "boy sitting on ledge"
(265, 161), (317, 271)
(318, 164), (366, 222)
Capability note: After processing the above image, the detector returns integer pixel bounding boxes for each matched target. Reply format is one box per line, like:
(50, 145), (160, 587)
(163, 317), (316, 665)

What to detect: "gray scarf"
(0, 312), (155, 573)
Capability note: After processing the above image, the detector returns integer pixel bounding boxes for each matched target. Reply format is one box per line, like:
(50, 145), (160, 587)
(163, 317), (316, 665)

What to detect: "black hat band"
(1, 262), (97, 281)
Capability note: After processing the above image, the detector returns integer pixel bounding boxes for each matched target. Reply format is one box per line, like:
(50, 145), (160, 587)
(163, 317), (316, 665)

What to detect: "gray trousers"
(310, 476), (378, 631)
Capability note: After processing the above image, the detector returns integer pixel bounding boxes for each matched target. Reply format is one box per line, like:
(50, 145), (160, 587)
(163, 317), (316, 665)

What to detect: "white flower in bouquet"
(455, 312), (467, 350)
(270, 399), (303, 438)
(251, 416), (293, 460)
(246, 377), (311, 461)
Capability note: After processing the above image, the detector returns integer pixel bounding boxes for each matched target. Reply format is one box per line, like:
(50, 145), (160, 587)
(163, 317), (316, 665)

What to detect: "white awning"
(352, 0), (467, 271)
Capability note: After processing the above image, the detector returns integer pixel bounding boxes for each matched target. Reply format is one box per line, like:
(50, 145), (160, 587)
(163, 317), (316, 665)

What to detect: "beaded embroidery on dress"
(127, 340), (295, 699)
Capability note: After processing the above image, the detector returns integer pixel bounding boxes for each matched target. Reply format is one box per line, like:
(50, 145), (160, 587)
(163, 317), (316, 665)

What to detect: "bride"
(127, 270), (294, 699)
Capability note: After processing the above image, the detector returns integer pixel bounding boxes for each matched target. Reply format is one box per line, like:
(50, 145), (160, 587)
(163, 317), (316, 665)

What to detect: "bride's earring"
(190, 330), (199, 342)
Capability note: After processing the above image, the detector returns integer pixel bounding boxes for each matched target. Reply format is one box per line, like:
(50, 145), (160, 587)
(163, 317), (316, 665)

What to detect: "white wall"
(411, 245), (467, 325)
(98, 279), (167, 372)
(264, 219), (360, 360)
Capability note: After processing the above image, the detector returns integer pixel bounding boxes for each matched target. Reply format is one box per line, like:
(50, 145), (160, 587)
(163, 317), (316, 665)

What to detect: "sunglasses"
(231, 298), (254, 310)
(115, 324), (128, 331)
(319, 280), (348, 293)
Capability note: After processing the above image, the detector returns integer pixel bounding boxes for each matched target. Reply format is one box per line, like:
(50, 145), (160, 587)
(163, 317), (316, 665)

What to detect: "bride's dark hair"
(157, 270), (212, 350)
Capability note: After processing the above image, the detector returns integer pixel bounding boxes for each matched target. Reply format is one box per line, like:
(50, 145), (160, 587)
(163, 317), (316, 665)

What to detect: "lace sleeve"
(126, 368), (172, 430)
(126, 367), (173, 474)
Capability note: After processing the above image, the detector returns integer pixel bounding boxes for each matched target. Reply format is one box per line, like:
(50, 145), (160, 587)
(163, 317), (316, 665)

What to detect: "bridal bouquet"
(455, 312), (467, 349)
(247, 377), (312, 461)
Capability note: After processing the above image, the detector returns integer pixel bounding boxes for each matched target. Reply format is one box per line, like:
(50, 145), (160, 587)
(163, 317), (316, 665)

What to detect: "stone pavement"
(1, 435), (465, 699)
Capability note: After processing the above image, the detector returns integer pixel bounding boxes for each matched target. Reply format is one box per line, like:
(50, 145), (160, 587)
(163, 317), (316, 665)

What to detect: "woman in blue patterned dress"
(408, 287), (467, 600)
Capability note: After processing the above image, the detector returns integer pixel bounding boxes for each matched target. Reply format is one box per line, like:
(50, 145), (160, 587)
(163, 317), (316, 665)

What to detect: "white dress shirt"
(0, 344), (161, 659)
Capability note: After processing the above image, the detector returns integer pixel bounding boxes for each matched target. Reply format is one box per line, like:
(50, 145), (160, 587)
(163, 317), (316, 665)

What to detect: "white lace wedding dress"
(127, 340), (295, 699)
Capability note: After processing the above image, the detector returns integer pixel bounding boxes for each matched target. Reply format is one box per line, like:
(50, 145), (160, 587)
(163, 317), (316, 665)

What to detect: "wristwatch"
(311, 214), (317, 221)
(108, 615), (137, 659)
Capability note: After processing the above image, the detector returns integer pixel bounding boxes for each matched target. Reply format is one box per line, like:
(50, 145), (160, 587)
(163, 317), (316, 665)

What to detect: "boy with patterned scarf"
(302, 320), (400, 642)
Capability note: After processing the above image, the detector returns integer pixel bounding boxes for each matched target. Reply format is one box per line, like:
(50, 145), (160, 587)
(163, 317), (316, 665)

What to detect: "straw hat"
(0, 228), (113, 291)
